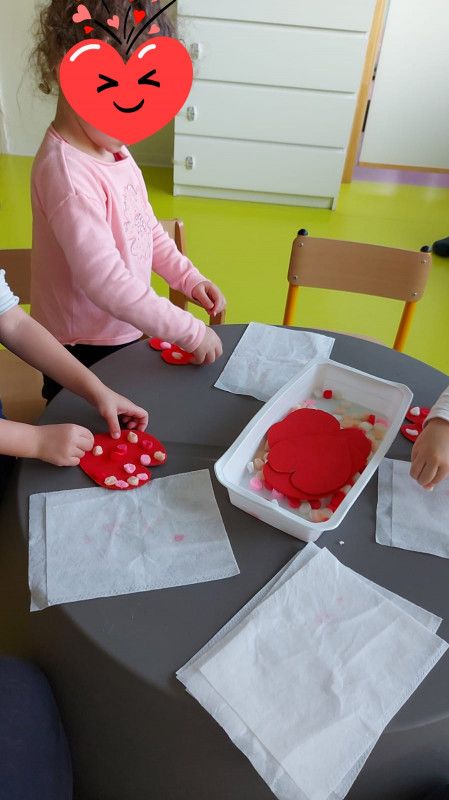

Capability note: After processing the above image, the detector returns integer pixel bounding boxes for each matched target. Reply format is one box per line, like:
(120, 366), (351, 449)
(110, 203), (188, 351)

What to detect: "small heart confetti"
(72, 4), (91, 23)
(107, 15), (120, 29)
(84, 25), (94, 33)
(133, 9), (145, 24)
(147, 23), (160, 35)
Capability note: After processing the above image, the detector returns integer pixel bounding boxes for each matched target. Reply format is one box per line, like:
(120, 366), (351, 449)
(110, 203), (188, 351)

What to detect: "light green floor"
(1, 154), (448, 373)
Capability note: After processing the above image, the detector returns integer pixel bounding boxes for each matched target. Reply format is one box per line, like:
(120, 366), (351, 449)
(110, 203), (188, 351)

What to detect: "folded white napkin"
(214, 322), (335, 401)
(377, 458), (449, 559)
(29, 469), (239, 611)
(178, 543), (446, 800)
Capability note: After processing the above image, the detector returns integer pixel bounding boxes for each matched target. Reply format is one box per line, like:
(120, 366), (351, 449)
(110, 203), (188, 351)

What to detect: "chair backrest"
(287, 233), (431, 302)
(159, 218), (226, 326)
(0, 249), (32, 304)
(283, 231), (432, 351)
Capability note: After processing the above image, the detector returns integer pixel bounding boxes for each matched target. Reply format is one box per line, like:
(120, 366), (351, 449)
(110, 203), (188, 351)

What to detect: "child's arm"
(150, 217), (226, 318)
(49, 194), (208, 354)
(0, 306), (148, 445)
(410, 387), (449, 489)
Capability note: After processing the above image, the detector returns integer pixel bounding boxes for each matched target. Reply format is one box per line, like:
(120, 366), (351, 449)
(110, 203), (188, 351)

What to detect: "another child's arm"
(150, 216), (226, 319)
(410, 387), (449, 489)
(0, 305), (148, 465)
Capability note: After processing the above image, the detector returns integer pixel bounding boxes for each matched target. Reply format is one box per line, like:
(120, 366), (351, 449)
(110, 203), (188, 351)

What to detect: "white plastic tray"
(215, 359), (413, 542)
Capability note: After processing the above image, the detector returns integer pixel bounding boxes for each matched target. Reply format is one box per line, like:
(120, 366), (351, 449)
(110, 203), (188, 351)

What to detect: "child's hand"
(92, 387), (149, 439)
(410, 417), (449, 489)
(191, 327), (223, 365)
(34, 424), (94, 467)
(191, 281), (226, 318)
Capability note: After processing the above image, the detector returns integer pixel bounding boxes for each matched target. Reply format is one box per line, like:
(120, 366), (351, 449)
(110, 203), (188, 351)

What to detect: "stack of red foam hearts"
(149, 338), (194, 365)
(263, 409), (372, 512)
(80, 429), (167, 490)
(400, 406), (430, 443)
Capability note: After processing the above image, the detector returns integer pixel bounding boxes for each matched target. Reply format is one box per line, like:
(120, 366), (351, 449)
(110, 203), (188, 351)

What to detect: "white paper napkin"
(177, 543), (447, 800)
(29, 470), (239, 611)
(214, 322), (335, 401)
(377, 458), (449, 559)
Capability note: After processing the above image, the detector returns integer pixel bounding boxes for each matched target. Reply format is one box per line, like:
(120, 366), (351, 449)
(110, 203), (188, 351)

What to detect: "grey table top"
(16, 326), (449, 735)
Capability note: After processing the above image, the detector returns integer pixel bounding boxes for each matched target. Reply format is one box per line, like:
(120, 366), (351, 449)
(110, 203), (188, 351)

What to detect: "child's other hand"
(35, 424), (94, 467)
(191, 327), (223, 365)
(93, 388), (149, 439)
(191, 281), (226, 318)
(410, 418), (449, 489)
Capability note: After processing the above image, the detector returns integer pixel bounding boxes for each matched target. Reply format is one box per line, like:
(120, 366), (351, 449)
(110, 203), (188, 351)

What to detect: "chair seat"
(0, 350), (46, 424)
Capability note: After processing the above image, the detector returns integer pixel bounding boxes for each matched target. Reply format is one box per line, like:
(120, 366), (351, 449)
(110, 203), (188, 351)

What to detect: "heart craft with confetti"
(80, 429), (167, 490)
(263, 408), (372, 503)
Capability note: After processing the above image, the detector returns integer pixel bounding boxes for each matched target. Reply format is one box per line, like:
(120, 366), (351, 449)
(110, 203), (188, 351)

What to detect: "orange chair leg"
(394, 301), (417, 352)
(283, 285), (300, 326)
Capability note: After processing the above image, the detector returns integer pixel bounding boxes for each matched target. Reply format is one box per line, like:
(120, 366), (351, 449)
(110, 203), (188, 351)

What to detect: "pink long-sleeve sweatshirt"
(30, 126), (206, 350)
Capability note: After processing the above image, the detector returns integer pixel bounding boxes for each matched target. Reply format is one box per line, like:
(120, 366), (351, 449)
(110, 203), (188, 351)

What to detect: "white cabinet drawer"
(178, 0), (376, 33)
(174, 136), (344, 198)
(180, 18), (368, 93)
(176, 82), (356, 148)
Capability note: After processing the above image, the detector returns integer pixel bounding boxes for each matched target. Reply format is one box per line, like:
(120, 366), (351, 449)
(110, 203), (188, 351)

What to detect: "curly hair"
(30, 0), (177, 95)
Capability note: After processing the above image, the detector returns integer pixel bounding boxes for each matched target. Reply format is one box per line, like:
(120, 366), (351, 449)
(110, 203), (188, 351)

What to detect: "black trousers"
(42, 339), (140, 403)
(0, 658), (73, 800)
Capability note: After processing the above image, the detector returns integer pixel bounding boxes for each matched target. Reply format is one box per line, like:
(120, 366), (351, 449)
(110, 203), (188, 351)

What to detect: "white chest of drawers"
(174, 0), (377, 209)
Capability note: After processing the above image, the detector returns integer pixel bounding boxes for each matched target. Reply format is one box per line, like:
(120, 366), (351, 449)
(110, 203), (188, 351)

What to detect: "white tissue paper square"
(177, 544), (447, 800)
(28, 469), (239, 611)
(377, 458), (449, 559)
(214, 322), (335, 401)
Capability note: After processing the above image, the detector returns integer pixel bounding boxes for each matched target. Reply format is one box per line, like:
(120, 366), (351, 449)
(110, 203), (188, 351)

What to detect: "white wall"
(361, 0), (449, 169)
(0, 0), (173, 165)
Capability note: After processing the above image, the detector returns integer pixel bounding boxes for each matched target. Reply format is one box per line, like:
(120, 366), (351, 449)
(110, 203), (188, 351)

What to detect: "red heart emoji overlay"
(60, 38), (193, 145)
(80, 429), (167, 490)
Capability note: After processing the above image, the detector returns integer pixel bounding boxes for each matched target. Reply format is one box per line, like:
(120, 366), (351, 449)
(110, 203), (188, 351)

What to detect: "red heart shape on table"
(148, 338), (194, 365)
(264, 409), (371, 500)
(133, 9), (146, 23)
(60, 38), (193, 145)
(80, 430), (167, 490)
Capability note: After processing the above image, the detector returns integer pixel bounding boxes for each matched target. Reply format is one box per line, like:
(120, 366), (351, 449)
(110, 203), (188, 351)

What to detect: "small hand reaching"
(191, 327), (223, 365)
(410, 417), (449, 489)
(34, 424), (94, 467)
(191, 281), (226, 318)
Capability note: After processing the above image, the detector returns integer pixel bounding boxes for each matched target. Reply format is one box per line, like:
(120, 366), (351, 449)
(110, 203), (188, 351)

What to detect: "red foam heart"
(264, 409), (371, 499)
(80, 430), (167, 490)
(269, 435), (353, 496)
(133, 9), (145, 23)
(267, 408), (338, 448)
(148, 338), (193, 365)
(60, 38), (193, 145)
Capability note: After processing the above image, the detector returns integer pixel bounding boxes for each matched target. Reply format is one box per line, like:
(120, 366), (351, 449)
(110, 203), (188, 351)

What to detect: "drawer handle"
(189, 42), (203, 61)
(186, 106), (198, 122)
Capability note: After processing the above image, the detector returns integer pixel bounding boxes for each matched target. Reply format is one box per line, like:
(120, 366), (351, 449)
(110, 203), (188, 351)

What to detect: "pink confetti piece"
(174, 534), (185, 542)
(250, 477), (263, 491)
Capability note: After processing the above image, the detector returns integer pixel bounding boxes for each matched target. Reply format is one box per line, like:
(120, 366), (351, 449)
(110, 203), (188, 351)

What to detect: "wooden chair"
(0, 249), (46, 423)
(283, 230), (432, 351)
(160, 219), (226, 326)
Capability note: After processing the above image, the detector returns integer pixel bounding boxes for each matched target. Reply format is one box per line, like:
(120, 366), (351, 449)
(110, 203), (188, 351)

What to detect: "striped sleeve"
(0, 269), (19, 316)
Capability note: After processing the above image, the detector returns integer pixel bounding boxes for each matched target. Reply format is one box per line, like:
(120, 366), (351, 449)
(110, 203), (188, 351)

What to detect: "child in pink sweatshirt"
(30, 0), (225, 402)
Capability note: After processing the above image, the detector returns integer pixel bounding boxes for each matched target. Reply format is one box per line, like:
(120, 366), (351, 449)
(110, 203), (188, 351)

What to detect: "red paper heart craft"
(149, 338), (194, 365)
(264, 408), (371, 501)
(80, 429), (167, 490)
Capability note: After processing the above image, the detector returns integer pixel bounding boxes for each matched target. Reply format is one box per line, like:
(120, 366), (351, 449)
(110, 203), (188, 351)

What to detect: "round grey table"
(3, 326), (449, 800)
